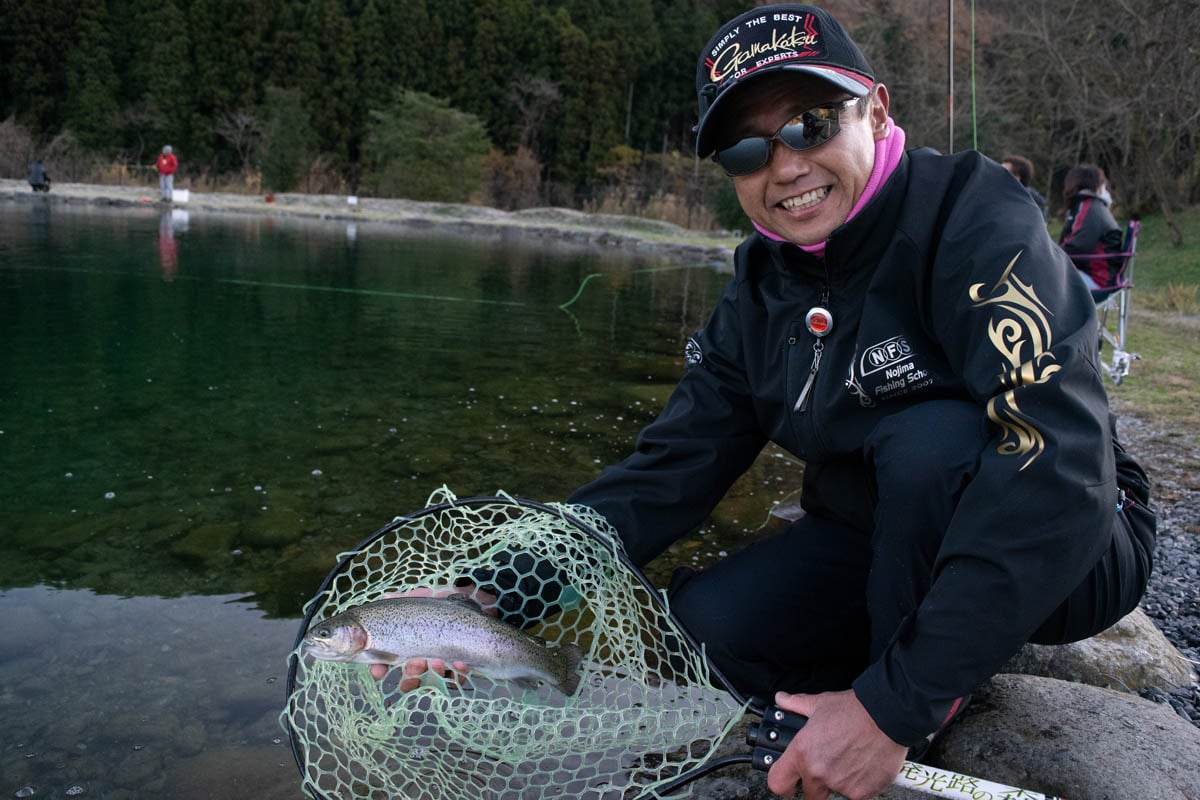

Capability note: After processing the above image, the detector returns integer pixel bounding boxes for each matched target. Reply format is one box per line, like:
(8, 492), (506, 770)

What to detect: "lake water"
(0, 202), (800, 798)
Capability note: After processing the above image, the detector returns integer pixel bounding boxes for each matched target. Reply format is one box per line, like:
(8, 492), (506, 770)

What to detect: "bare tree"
(508, 76), (561, 155)
(984, 0), (1200, 239)
(0, 116), (36, 178)
(112, 101), (165, 167)
(214, 109), (263, 177)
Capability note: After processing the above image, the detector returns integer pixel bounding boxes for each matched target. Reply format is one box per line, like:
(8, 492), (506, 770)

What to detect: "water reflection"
(157, 209), (188, 280)
(0, 586), (300, 799)
(0, 202), (801, 797)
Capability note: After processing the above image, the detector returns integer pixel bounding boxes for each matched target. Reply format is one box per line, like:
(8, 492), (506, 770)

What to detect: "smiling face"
(714, 73), (890, 245)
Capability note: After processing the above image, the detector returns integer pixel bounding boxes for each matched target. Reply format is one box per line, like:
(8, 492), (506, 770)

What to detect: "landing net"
(283, 487), (746, 800)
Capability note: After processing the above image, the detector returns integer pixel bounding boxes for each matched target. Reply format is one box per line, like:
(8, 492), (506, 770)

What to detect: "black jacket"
(570, 147), (1130, 744)
(1059, 191), (1124, 289)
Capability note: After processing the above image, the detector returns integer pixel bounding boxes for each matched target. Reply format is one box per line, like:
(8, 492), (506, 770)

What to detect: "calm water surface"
(0, 202), (800, 798)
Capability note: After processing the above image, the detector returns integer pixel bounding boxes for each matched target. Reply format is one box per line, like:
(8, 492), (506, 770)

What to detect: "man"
(1001, 154), (1048, 219)
(156, 145), (178, 202)
(566, 6), (1155, 800)
(27, 159), (50, 192)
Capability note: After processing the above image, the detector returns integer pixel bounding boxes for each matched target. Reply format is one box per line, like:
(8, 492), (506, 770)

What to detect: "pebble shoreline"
(1114, 408), (1200, 727)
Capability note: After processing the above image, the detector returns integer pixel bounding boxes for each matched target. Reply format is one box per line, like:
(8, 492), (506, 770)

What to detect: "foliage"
(481, 147), (544, 211)
(363, 90), (492, 204)
(0, 0), (1196, 230)
(712, 181), (750, 233)
(259, 86), (314, 192)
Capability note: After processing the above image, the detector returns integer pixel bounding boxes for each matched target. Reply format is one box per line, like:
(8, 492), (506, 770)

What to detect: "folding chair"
(1071, 220), (1141, 384)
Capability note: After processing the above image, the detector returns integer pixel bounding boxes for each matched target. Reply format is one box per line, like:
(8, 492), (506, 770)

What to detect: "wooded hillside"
(1, 0), (1195, 232)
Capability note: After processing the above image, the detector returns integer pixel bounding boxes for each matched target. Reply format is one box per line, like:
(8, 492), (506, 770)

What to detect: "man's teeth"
(781, 187), (829, 211)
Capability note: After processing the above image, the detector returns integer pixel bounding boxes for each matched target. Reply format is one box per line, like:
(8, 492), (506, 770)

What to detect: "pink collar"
(753, 119), (907, 258)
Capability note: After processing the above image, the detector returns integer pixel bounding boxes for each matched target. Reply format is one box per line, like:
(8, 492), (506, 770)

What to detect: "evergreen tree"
(297, 0), (357, 168)
(265, 1), (306, 91)
(1, 0), (77, 134)
(260, 85), (315, 192)
(131, 0), (195, 156)
(64, 0), (120, 150)
(364, 89), (492, 203)
(348, 0), (390, 190)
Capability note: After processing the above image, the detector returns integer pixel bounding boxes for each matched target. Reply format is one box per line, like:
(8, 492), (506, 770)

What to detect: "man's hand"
(366, 585), (498, 690)
(370, 656), (469, 691)
(766, 689), (908, 800)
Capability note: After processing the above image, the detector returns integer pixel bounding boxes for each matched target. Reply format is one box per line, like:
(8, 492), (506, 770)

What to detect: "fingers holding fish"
(370, 657), (469, 690)
(302, 594), (583, 696)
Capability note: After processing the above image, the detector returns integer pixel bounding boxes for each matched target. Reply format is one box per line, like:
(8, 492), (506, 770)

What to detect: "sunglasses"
(713, 97), (864, 177)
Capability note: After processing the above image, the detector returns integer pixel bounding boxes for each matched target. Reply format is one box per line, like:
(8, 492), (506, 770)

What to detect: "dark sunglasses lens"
(715, 139), (770, 176)
(715, 104), (848, 176)
(778, 111), (839, 151)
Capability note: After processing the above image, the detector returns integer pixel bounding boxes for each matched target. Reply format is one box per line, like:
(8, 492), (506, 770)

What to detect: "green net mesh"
(283, 487), (746, 800)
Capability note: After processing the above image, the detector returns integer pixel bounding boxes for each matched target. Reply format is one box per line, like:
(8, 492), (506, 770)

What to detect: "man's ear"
(869, 84), (891, 140)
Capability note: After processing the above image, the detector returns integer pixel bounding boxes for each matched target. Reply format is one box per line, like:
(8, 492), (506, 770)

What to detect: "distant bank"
(0, 178), (737, 270)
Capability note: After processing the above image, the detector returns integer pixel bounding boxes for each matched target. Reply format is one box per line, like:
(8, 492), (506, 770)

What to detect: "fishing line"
(3, 263), (527, 307)
(557, 272), (603, 310)
(217, 277), (526, 306)
(558, 263), (717, 310)
(971, 0), (978, 150)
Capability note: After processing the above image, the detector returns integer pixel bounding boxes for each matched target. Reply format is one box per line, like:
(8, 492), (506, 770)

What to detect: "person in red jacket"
(156, 145), (178, 202)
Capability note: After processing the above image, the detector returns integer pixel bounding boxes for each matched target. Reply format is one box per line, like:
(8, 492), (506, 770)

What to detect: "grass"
(1101, 205), (1200, 430)
(1131, 205), (1200, 291)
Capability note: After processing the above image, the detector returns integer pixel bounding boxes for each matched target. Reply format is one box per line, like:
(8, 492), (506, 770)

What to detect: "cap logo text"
(707, 17), (821, 85)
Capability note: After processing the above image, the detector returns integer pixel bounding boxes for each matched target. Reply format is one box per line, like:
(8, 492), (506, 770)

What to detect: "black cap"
(695, 5), (875, 157)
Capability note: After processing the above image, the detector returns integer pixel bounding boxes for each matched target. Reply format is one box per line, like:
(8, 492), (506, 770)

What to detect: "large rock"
(931, 673), (1200, 800)
(1003, 608), (1197, 691)
(684, 609), (1199, 799)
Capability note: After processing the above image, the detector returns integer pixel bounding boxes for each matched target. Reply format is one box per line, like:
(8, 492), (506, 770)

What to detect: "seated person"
(1001, 154), (1047, 219)
(1058, 163), (1123, 291)
(28, 160), (51, 192)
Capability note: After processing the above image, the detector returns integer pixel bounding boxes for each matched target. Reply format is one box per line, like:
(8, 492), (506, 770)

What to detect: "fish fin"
(439, 593), (487, 613)
(553, 642), (585, 696)
(359, 649), (403, 664)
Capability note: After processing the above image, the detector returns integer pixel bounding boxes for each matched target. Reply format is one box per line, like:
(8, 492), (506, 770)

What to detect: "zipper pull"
(793, 341), (824, 412)
(793, 299), (833, 413)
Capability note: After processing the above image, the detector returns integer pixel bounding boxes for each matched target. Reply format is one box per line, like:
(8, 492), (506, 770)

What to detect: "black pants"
(669, 399), (1155, 700)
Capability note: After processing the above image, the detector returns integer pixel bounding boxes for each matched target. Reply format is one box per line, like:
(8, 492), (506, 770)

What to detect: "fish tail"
(554, 642), (585, 695)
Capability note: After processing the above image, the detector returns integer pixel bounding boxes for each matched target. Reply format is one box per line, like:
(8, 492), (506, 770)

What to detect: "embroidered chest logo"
(846, 333), (932, 405)
(684, 337), (703, 367)
(968, 251), (1059, 470)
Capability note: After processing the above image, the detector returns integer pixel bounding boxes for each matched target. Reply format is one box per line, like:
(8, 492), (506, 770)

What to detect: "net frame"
(283, 488), (751, 800)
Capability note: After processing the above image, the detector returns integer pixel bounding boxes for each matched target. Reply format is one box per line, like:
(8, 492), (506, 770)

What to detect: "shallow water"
(0, 202), (798, 797)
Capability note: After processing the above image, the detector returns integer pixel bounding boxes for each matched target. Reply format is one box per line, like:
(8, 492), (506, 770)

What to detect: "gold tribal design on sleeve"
(968, 252), (1060, 470)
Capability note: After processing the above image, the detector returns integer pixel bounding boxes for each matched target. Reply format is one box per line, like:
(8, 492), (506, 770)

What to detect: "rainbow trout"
(302, 594), (584, 695)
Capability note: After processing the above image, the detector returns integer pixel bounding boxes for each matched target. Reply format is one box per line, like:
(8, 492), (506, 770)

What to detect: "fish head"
(301, 616), (369, 662)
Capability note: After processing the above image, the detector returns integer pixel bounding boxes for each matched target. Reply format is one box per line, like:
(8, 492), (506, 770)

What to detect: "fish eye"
(313, 626), (332, 639)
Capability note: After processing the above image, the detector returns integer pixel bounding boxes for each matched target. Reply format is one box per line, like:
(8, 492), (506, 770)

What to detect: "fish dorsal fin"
(439, 592), (486, 612)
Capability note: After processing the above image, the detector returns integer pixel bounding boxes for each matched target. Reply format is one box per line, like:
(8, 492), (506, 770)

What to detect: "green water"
(0, 201), (800, 798)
